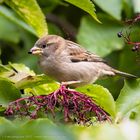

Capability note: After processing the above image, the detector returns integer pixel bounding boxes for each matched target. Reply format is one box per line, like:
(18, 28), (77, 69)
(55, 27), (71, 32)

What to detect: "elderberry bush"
(5, 85), (110, 125)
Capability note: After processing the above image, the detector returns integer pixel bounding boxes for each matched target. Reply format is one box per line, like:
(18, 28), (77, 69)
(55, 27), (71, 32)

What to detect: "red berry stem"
(5, 85), (111, 124)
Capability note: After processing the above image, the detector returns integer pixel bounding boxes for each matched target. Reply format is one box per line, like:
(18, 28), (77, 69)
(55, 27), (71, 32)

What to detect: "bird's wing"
(66, 40), (106, 63)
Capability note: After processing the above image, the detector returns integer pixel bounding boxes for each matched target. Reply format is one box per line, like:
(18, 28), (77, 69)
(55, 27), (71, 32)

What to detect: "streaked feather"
(66, 40), (106, 63)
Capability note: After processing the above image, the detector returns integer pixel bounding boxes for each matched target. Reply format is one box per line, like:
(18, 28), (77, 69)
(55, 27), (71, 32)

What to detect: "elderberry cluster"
(5, 85), (110, 125)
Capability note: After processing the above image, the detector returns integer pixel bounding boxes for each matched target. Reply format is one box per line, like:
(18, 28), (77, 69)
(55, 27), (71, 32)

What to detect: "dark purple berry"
(117, 32), (122, 38)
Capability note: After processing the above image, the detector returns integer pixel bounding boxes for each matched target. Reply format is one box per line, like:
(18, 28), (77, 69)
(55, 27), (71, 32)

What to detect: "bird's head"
(28, 35), (65, 57)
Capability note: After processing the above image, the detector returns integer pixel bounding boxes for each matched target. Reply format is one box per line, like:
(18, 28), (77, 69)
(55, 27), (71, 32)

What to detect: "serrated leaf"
(77, 15), (123, 57)
(116, 79), (140, 118)
(94, 0), (122, 20)
(76, 84), (116, 117)
(0, 78), (21, 106)
(64, 0), (100, 23)
(4, 0), (48, 37)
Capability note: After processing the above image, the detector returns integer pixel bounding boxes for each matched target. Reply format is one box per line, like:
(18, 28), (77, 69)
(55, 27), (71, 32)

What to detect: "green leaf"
(0, 65), (15, 82)
(94, 0), (122, 20)
(0, 5), (36, 36)
(76, 84), (116, 117)
(0, 63), (56, 91)
(64, 0), (100, 23)
(77, 15), (123, 57)
(0, 63), (36, 83)
(15, 75), (55, 89)
(23, 119), (75, 140)
(8, 62), (35, 76)
(25, 83), (59, 95)
(24, 118), (54, 127)
(96, 77), (124, 100)
(0, 117), (14, 126)
(0, 118), (139, 140)
(0, 77), (21, 105)
(4, 0), (48, 37)
(116, 79), (140, 119)
(0, 64), (11, 73)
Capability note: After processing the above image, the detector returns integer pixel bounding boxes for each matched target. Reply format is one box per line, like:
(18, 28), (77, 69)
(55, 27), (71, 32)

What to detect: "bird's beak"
(28, 46), (43, 55)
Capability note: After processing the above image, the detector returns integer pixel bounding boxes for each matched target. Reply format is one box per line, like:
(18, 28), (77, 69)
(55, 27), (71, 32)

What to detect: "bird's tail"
(113, 69), (137, 78)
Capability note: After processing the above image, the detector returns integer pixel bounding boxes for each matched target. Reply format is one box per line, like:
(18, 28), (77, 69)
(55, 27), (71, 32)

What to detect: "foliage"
(0, 0), (140, 139)
(77, 15), (123, 57)
(4, 0), (48, 37)
(76, 84), (116, 118)
(116, 79), (140, 122)
(64, 0), (100, 23)
(94, 0), (122, 20)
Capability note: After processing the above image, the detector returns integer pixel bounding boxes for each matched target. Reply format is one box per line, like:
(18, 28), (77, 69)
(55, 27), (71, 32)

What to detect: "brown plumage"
(29, 35), (136, 87)
(66, 40), (106, 63)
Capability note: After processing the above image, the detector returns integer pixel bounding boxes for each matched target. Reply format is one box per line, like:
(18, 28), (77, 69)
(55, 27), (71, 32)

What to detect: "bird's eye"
(42, 44), (46, 48)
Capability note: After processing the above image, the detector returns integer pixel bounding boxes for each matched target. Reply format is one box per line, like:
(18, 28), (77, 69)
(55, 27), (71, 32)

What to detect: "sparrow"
(29, 35), (136, 87)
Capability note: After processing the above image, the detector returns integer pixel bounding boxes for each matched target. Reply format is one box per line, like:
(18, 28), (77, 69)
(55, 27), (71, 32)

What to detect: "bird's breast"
(39, 55), (70, 81)
(39, 56), (100, 85)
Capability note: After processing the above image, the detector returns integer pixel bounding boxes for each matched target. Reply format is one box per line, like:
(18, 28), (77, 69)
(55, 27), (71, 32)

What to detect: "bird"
(28, 35), (136, 88)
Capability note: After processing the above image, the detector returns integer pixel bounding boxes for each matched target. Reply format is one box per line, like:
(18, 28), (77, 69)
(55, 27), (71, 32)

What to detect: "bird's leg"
(61, 80), (81, 86)
(60, 80), (82, 92)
